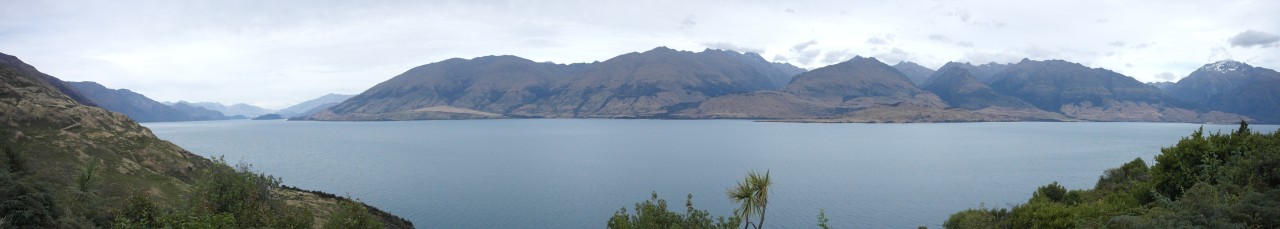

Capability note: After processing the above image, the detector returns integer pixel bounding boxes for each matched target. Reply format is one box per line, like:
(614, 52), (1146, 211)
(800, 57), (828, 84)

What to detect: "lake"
(141, 120), (1276, 228)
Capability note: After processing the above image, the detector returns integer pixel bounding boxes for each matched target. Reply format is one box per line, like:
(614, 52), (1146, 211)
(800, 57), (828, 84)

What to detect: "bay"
(142, 120), (1276, 228)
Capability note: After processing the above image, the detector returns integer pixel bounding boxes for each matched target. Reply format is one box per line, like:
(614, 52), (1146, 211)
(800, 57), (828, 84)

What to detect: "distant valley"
(62, 80), (353, 122)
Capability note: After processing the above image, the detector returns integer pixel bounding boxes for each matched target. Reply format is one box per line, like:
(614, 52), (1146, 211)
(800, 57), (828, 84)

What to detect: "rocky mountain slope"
(987, 59), (1244, 122)
(1167, 60), (1280, 123)
(301, 47), (1271, 124)
(308, 47), (805, 120)
(892, 61), (935, 86)
(673, 56), (1062, 122)
(926, 62), (1012, 83)
(0, 52), (410, 228)
(169, 101), (232, 120)
(67, 81), (230, 122)
(922, 63), (1035, 110)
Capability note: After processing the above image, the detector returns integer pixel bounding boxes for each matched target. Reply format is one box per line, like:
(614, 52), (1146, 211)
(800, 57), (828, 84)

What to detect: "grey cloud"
(1229, 30), (1280, 48)
(792, 40), (818, 52)
(821, 49), (854, 64)
(929, 34), (952, 43)
(929, 34), (973, 48)
(873, 48), (914, 64)
(680, 15), (697, 29)
(1209, 47), (1233, 61)
(796, 49), (822, 65)
(772, 54), (789, 63)
(963, 51), (1022, 64)
(1108, 41), (1153, 49)
(1155, 72), (1178, 81)
(523, 38), (559, 47)
(785, 8), (796, 14)
(937, 7), (1003, 28)
(1020, 46), (1056, 59)
(702, 42), (763, 54)
(866, 37), (888, 45)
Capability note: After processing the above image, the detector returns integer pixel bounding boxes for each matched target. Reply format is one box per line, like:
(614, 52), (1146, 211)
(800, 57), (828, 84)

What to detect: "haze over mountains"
(56, 80), (354, 122)
(306, 47), (805, 120)
(295, 47), (1273, 123)
(51, 47), (1278, 124)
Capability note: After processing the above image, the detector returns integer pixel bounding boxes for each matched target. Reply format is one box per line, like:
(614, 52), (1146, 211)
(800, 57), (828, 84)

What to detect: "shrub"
(323, 199), (384, 229)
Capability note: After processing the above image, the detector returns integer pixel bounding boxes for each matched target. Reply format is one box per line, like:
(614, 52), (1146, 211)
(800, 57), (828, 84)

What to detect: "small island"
(251, 113), (285, 120)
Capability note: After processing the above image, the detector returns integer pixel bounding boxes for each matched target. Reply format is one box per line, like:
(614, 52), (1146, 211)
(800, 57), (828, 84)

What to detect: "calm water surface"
(142, 120), (1276, 228)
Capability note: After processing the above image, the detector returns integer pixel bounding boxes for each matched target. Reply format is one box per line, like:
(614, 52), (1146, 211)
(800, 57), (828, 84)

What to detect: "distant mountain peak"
(647, 46), (678, 53)
(893, 61), (927, 68)
(1204, 60), (1250, 73)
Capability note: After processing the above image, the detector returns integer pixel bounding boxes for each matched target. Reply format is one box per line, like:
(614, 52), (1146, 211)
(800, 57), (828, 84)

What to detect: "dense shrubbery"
(0, 148), (61, 229)
(112, 157), (315, 228)
(945, 121), (1280, 228)
(607, 192), (740, 229)
(608, 171), (773, 229)
(0, 143), (400, 229)
(324, 199), (386, 229)
(0, 144), (389, 228)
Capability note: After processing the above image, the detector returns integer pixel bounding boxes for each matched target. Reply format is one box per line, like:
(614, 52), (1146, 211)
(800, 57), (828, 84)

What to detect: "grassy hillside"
(0, 56), (411, 228)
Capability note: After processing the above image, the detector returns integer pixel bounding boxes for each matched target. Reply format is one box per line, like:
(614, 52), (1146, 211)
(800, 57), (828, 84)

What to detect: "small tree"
(817, 209), (830, 229)
(729, 170), (772, 229)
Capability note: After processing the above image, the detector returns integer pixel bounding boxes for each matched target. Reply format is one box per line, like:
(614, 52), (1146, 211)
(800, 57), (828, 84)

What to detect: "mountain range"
(1166, 60), (1280, 123)
(299, 47), (1271, 123)
(47, 47), (1277, 124)
(306, 47), (805, 120)
(181, 101), (272, 118)
(276, 93), (354, 118)
(60, 81), (355, 122)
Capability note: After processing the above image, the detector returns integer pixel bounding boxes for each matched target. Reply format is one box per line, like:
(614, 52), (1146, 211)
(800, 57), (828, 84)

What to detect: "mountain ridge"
(296, 47), (1272, 123)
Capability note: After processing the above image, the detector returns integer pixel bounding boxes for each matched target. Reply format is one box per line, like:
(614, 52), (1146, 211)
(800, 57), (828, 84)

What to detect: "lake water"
(141, 120), (1277, 228)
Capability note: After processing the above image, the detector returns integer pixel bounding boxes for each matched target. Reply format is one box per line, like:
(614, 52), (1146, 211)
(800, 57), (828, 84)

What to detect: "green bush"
(323, 199), (384, 229)
(945, 121), (1280, 228)
(111, 157), (313, 228)
(607, 192), (740, 229)
(0, 172), (60, 228)
(943, 206), (1007, 229)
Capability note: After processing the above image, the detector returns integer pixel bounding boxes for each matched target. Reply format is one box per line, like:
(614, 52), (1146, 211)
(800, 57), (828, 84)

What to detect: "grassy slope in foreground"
(0, 54), (411, 228)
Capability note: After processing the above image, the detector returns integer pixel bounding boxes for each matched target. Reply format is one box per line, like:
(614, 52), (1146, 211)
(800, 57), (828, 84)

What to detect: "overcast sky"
(1, 0), (1277, 109)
